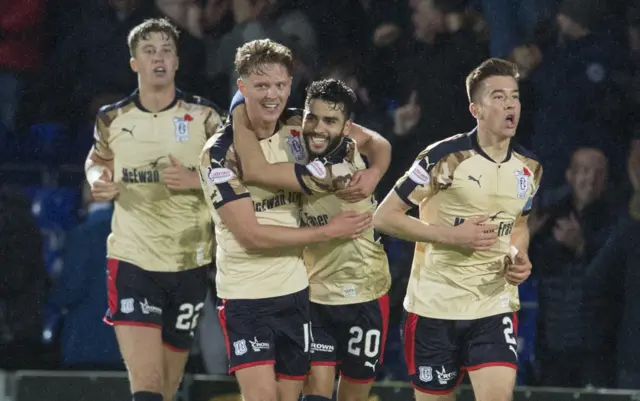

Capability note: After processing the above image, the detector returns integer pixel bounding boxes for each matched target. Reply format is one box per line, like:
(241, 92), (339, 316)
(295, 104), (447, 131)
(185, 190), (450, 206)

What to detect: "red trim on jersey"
(403, 313), (419, 375)
(230, 360), (275, 374)
(106, 258), (119, 315)
(378, 294), (390, 363)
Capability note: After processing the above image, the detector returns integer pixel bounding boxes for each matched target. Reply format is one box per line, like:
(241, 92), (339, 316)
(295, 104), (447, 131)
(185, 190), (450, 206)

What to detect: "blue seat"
(26, 186), (81, 278)
(19, 123), (71, 166)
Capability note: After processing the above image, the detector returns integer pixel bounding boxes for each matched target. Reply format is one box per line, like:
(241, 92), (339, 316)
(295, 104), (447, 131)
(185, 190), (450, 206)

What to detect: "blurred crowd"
(2, 0), (640, 390)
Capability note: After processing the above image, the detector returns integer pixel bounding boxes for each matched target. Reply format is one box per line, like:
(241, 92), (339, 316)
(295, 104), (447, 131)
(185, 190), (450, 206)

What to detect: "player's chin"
(259, 107), (281, 123)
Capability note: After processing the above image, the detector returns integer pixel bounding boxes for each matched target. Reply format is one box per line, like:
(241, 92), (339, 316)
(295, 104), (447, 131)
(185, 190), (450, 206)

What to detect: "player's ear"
(469, 102), (482, 120)
(342, 120), (352, 136)
(130, 57), (138, 73)
(237, 78), (246, 96)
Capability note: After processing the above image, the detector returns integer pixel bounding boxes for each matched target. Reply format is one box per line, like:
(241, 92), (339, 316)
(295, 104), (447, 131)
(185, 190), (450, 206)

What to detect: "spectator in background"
(580, 137), (640, 389)
(528, 0), (629, 189)
(0, 185), (49, 370)
(391, 0), (487, 176)
(0, 0), (46, 133)
(204, 0), (317, 102)
(46, 182), (123, 371)
(530, 147), (620, 388)
(38, 0), (155, 129)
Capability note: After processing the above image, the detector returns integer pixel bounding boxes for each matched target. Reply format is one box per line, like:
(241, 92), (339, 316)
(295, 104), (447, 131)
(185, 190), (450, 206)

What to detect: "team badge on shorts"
(173, 114), (192, 142)
(514, 167), (531, 199)
(286, 129), (306, 162)
(419, 366), (433, 382)
(233, 339), (248, 356)
(120, 298), (134, 314)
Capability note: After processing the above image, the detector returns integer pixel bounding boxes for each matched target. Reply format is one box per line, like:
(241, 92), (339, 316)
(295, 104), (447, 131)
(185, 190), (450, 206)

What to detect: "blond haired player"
(374, 58), (542, 401)
(233, 79), (391, 401)
(199, 40), (378, 401)
(85, 19), (222, 401)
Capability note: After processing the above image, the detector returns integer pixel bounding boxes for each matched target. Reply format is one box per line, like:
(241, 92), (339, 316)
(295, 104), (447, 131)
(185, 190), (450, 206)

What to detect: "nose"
(266, 86), (278, 99)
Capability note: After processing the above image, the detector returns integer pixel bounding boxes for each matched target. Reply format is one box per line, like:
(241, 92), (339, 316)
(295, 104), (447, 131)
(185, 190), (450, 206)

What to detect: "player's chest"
(109, 112), (207, 169)
(447, 160), (533, 213)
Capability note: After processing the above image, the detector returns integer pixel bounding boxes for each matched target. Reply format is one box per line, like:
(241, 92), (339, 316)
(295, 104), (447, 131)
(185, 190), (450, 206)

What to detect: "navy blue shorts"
(310, 295), (389, 383)
(104, 259), (210, 351)
(403, 311), (519, 395)
(218, 288), (311, 380)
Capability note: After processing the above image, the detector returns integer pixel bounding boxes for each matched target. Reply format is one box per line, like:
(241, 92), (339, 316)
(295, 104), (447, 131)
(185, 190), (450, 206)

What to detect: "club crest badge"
(173, 114), (192, 142)
(514, 167), (531, 199)
(286, 129), (306, 162)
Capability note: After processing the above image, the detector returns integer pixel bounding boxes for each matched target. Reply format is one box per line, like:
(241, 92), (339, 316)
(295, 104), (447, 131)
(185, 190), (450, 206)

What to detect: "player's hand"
(552, 213), (584, 253)
(393, 91), (421, 136)
(448, 215), (498, 251)
(163, 154), (200, 190)
(90, 169), (119, 201)
(325, 211), (372, 240)
(506, 250), (532, 286)
(335, 168), (381, 203)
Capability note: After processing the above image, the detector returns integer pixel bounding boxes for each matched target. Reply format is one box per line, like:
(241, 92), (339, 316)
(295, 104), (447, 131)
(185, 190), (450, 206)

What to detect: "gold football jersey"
(199, 109), (310, 300)
(294, 137), (391, 305)
(93, 90), (222, 272)
(394, 128), (543, 319)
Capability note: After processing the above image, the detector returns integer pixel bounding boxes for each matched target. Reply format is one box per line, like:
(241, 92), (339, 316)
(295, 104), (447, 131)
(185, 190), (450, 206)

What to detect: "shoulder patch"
(408, 161), (430, 185)
(306, 160), (327, 179)
(208, 167), (235, 184)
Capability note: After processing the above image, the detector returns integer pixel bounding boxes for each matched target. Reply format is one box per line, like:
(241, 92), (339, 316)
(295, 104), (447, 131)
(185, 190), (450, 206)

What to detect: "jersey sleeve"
(294, 138), (356, 195)
(202, 140), (251, 209)
(294, 160), (340, 194)
(229, 90), (245, 114)
(522, 163), (543, 216)
(393, 150), (441, 208)
(92, 111), (113, 160)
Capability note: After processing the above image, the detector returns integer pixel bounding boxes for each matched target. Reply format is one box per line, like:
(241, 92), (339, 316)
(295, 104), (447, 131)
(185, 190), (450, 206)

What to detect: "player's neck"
(138, 84), (176, 113)
(476, 126), (511, 162)
(246, 110), (277, 140)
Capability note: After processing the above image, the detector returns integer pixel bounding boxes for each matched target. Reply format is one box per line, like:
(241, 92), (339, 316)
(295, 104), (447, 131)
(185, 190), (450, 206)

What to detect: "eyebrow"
(490, 89), (519, 95)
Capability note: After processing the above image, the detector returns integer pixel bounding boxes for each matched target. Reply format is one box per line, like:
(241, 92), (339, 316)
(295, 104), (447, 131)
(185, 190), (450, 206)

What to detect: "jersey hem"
(106, 254), (212, 272)
(218, 283), (309, 301)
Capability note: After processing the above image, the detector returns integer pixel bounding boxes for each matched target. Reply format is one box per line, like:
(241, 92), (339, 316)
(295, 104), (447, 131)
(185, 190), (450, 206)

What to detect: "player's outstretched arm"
(231, 104), (304, 192)
(217, 198), (371, 250)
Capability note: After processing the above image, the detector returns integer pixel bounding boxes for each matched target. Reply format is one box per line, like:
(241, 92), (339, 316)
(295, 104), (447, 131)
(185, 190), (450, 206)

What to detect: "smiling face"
(129, 30), (179, 89)
(470, 75), (521, 140)
(302, 98), (350, 157)
(238, 62), (292, 125)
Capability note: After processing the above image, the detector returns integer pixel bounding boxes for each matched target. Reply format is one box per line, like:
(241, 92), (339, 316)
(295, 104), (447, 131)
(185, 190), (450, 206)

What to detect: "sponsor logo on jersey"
(408, 160), (430, 185)
(208, 167), (234, 184)
(306, 159), (327, 179)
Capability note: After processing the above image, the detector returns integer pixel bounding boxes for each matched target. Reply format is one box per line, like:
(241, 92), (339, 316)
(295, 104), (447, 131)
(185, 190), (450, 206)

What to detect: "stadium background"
(1, 0), (640, 399)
